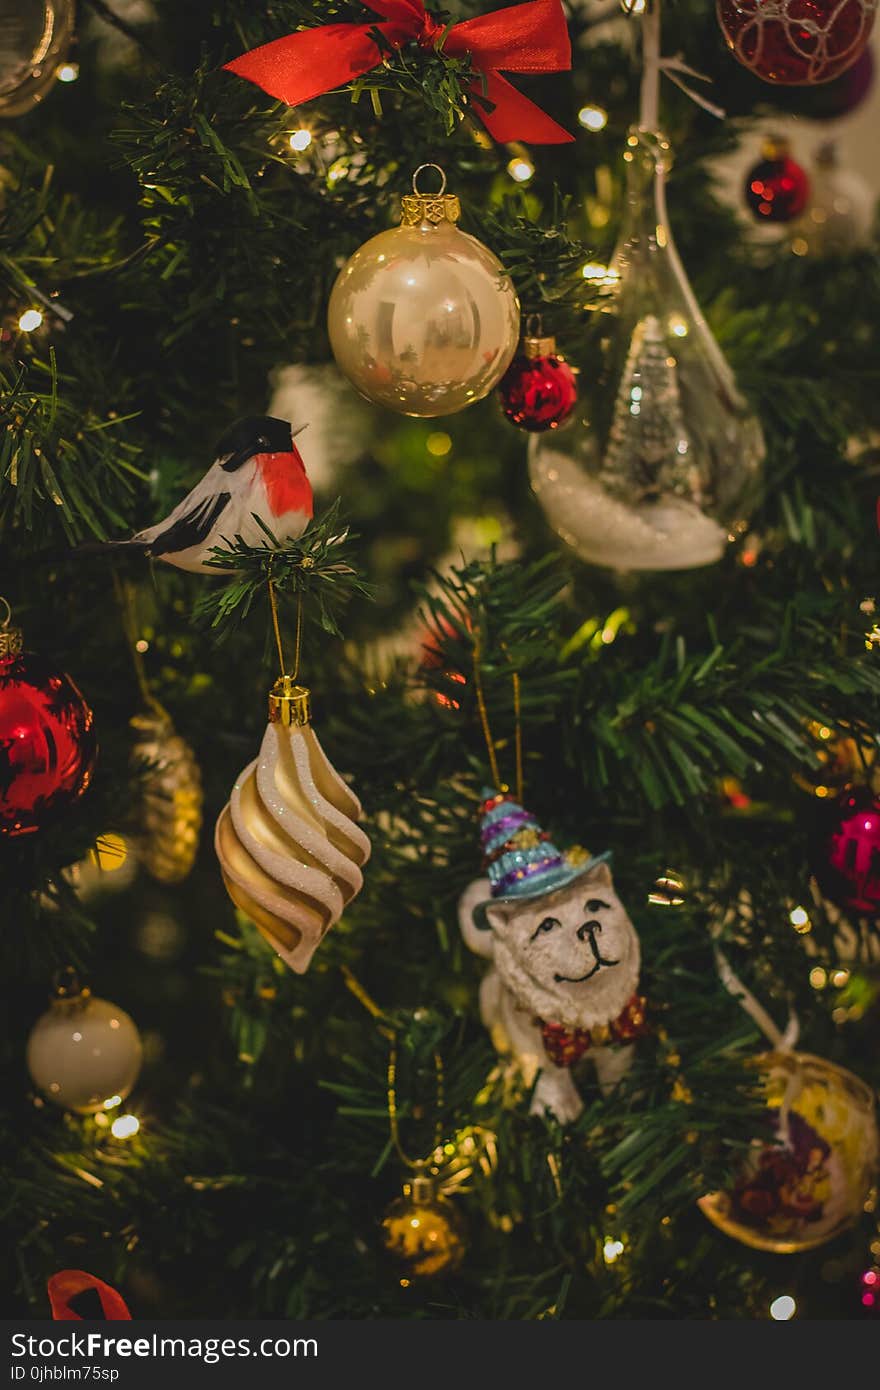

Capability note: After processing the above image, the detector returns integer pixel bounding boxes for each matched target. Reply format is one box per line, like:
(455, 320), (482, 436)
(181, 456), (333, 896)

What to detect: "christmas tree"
(599, 314), (701, 506)
(3, 0), (880, 1325)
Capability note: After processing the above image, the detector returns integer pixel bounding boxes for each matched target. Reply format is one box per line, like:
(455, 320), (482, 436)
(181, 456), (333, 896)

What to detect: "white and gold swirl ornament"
(215, 677), (370, 972)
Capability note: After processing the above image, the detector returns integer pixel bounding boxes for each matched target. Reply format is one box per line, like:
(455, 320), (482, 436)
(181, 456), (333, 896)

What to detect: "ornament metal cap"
(405, 1173), (437, 1206)
(268, 675), (311, 727)
(0, 596), (23, 660)
(400, 163), (461, 227)
(50, 966), (89, 1010)
(522, 316), (561, 361)
(523, 336), (558, 359)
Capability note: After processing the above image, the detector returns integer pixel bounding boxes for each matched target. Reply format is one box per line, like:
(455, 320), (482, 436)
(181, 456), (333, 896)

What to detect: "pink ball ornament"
(811, 784), (880, 917)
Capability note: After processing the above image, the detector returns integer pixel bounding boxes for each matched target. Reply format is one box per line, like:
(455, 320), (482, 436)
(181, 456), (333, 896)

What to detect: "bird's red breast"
(257, 449), (313, 520)
(48, 1270), (131, 1320)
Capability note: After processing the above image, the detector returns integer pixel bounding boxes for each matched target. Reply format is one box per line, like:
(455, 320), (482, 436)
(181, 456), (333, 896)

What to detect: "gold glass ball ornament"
(130, 710), (203, 884)
(26, 971), (143, 1114)
(0, 1), (76, 117)
(791, 719), (877, 800)
(327, 164), (520, 418)
(382, 1172), (466, 1280)
(699, 1051), (878, 1253)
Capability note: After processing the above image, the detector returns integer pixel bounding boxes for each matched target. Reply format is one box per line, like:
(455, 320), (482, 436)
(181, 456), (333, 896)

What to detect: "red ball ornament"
(811, 784), (880, 918)
(718, 0), (877, 86)
(498, 329), (578, 433)
(744, 137), (810, 221)
(0, 606), (97, 838)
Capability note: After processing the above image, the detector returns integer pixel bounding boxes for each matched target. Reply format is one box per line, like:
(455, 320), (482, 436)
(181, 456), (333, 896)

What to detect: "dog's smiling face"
(484, 861), (640, 1031)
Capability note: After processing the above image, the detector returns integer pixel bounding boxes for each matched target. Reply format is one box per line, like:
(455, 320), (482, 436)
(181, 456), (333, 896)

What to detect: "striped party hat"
(478, 788), (610, 906)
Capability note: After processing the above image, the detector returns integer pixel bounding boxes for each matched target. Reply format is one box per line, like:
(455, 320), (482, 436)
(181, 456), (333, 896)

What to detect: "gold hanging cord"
(387, 1039), (445, 1172)
(267, 564), (303, 681)
(471, 627), (524, 803)
(111, 570), (169, 721)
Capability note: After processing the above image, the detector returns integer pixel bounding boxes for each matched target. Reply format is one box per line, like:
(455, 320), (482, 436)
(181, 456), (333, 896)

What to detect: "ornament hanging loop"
(401, 164), (461, 226)
(51, 966), (87, 1003)
(267, 567), (287, 678)
(267, 566), (310, 727)
(412, 163), (447, 195)
(0, 595), (22, 659)
(387, 1038), (446, 1171)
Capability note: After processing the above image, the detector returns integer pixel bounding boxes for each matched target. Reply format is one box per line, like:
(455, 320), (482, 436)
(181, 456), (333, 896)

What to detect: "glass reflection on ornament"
(530, 130), (765, 571)
(327, 170), (520, 419)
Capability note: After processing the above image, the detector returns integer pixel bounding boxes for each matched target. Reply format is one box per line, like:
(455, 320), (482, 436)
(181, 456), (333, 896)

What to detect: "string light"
(57, 63), (79, 83)
(18, 309), (44, 333)
(648, 870), (686, 907)
(602, 1237), (625, 1264)
(288, 129), (312, 152)
(810, 966), (827, 990)
(426, 432), (452, 458)
(507, 156), (534, 184)
(111, 1113), (140, 1140)
(621, 0), (647, 11)
(789, 906), (811, 933)
(578, 105), (608, 132)
(769, 1294), (796, 1320)
(582, 261), (618, 286)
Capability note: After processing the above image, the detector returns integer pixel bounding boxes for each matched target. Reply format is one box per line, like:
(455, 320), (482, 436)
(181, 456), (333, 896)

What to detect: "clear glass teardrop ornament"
(530, 130), (765, 571)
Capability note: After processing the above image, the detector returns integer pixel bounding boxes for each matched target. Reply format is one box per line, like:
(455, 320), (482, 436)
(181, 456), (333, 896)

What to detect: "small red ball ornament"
(0, 604), (97, 837)
(811, 784), (880, 918)
(744, 137), (810, 221)
(718, 0), (877, 86)
(498, 327), (578, 433)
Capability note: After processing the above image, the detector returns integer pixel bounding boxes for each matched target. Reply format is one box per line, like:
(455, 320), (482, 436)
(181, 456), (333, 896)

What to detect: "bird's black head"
(216, 416), (294, 471)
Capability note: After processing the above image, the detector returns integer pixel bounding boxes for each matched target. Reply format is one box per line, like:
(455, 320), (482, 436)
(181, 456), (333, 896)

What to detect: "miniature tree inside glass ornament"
(530, 130), (765, 571)
(327, 163), (520, 418)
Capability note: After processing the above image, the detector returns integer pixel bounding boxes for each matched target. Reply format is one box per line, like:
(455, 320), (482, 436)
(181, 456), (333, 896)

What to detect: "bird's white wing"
(133, 456), (233, 544)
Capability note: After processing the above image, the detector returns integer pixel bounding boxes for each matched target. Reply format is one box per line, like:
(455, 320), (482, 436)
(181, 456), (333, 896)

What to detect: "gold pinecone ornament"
(130, 711), (203, 884)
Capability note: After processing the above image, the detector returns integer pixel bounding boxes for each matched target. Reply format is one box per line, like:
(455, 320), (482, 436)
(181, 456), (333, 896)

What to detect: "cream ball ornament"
(327, 164), (520, 418)
(27, 972), (143, 1114)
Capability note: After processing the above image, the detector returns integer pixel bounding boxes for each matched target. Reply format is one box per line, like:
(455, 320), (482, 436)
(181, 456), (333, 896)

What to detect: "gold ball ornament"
(382, 1174), (466, 1280)
(0, 0), (76, 117)
(130, 711), (203, 884)
(327, 164), (520, 418)
(26, 974), (143, 1114)
(699, 1051), (878, 1253)
(792, 719), (877, 800)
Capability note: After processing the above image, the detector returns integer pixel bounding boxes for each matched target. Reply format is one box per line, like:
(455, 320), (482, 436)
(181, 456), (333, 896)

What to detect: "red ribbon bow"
(48, 1270), (131, 1321)
(224, 0), (573, 145)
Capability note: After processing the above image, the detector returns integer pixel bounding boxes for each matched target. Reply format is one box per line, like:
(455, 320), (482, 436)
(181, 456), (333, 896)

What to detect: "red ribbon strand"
(224, 0), (574, 144)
